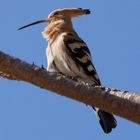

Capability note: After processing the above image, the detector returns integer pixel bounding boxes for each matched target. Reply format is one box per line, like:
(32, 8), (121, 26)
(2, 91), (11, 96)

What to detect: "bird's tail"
(92, 107), (117, 134)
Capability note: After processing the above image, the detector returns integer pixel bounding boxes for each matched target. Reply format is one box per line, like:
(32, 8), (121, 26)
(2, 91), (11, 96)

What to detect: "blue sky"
(0, 0), (140, 139)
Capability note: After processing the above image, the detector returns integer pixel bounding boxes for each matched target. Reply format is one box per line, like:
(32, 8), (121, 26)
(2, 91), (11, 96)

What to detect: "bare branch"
(0, 51), (140, 124)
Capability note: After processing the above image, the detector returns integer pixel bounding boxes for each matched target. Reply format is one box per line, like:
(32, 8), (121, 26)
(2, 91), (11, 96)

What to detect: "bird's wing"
(62, 32), (101, 85)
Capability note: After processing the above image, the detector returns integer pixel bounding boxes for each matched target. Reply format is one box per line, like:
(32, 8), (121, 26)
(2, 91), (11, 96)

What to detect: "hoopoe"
(19, 8), (117, 133)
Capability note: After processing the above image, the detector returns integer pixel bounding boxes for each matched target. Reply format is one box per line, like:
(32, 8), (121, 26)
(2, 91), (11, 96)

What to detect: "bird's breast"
(46, 35), (71, 74)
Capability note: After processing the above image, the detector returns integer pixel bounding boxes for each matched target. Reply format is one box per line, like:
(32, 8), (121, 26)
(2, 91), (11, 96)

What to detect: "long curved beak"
(18, 19), (48, 30)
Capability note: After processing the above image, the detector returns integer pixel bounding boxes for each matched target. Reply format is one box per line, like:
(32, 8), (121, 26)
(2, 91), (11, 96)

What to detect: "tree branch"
(0, 51), (140, 124)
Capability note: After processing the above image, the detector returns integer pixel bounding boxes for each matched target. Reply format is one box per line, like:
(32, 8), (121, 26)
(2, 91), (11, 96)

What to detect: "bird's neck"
(42, 19), (74, 43)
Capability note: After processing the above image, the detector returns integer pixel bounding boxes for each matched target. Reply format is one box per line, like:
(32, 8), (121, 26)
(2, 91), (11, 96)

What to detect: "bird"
(18, 8), (117, 133)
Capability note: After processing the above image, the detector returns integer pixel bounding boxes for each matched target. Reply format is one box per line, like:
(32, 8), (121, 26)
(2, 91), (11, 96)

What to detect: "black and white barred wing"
(63, 33), (101, 85)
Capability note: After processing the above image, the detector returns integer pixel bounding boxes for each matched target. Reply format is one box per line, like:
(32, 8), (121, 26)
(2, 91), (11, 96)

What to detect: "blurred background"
(0, 0), (140, 139)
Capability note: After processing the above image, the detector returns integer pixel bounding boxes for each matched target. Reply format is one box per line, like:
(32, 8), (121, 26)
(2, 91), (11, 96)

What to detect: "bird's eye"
(54, 12), (59, 15)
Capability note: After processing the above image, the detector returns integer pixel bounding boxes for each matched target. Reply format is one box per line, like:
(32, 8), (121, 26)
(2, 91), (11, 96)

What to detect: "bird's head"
(18, 8), (91, 30)
(47, 8), (90, 22)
